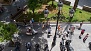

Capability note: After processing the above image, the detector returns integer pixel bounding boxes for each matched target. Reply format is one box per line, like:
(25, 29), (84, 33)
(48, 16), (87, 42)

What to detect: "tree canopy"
(0, 22), (18, 41)
(27, 0), (41, 14)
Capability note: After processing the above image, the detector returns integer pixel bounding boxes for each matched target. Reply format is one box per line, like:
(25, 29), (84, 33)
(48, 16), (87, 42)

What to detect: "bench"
(63, 0), (71, 6)
(82, 5), (91, 12)
(10, 5), (28, 20)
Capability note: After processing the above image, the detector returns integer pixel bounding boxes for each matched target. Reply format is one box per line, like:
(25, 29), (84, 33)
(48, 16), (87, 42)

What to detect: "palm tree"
(73, 0), (79, 11)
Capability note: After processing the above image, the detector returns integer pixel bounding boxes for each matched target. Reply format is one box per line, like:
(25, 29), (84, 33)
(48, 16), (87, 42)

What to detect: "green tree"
(51, 0), (55, 6)
(0, 22), (18, 41)
(42, 0), (54, 5)
(28, 0), (41, 14)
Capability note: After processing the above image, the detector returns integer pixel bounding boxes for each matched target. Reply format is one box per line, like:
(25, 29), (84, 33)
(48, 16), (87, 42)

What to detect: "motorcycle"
(15, 41), (21, 51)
(35, 44), (40, 51)
(60, 42), (66, 51)
(44, 44), (49, 51)
(25, 42), (31, 51)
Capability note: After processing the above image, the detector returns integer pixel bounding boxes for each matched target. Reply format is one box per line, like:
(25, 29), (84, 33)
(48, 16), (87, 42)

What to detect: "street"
(3, 23), (91, 51)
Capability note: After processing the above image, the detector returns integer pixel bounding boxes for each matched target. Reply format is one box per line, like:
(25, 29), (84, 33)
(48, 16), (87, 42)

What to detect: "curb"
(15, 22), (91, 24)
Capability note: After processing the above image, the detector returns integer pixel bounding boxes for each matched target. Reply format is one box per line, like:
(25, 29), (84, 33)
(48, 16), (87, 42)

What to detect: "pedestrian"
(67, 28), (71, 34)
(31, 18), (34, 23)
(57, 25), (63, 38)
(62, 34), (66, 42)
(70, 25), (75, 35)
(44, 44), (49, 51)
(48, 27), (51, 35)
(42, 22), (45, 33)
(60, 26), (63, 37)
(23, 19), (26, 25)
(47, 22), (50, 28)
(79, 21), (83, 29)
(29, 20), (33, 27)
(69, 32), (72, 41)
(83, 34), (89, 43)
(65, 40), (71, 51)
(17, 7), (21, 11)
(79, 29), (85, 39)
(58, 25), (61, 32)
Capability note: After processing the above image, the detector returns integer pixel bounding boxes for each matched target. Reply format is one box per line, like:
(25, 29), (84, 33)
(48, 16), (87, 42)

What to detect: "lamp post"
(53, 1), (63, 45)
(44, 8), (49, 21)
(69, 8), (75, 21)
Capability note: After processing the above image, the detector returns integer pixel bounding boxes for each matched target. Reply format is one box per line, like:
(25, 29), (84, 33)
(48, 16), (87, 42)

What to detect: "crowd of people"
(41, 21), (90, 51)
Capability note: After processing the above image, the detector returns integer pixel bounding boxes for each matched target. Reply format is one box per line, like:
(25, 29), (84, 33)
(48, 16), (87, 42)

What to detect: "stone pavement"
(2, 23), (91, 51)
(43, 23), (91, 51)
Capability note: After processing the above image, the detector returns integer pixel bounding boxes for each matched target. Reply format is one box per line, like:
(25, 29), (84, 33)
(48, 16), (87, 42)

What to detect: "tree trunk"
(52, 0), (54, 6)
(73, 0), (79, 11)
(32, 9), (35, 15)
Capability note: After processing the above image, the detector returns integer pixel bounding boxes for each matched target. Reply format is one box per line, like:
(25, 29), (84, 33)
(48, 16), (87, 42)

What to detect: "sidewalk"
(43, 23), (91, 51)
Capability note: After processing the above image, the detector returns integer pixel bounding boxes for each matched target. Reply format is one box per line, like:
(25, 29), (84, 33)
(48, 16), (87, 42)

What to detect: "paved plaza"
(42, 23), (91, 51)
(3, 23), (91, 51)
(0, 0), (91, 51)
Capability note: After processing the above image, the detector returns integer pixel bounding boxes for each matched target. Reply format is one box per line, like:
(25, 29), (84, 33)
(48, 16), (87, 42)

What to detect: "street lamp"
(69, 8), (75, 19)
(52, 1), (63, 45)
(44, 8), (49, 20)
(57, 1), (63, 11)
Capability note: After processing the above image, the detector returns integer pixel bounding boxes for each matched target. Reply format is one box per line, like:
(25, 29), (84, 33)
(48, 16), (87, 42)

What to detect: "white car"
(26, 27), (38, 35)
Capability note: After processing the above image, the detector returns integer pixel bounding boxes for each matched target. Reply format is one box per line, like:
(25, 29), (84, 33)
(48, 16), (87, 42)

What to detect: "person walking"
(31, 18), (34, 23)
(69, 32), (72, 41)
(17, 7), (21, 11)
(44, 44), (49, 51)
(47, 27), (51, 38)
(79, 29), (85, 39)
(83, 34), (89, 43)
(48, 27), (51, 35)
(70, 25), (75, 35)
(42, 22), (45, 33)
(79, 22), (83, 29)
(29, 20), (32, 25)
(23, 19), (26, 25)
(59, 26), (63, 37)
(57, 25), (63, 38)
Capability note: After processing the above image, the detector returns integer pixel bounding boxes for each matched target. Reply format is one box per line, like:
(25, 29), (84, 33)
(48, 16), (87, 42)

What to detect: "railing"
(10, 5), (28, 20)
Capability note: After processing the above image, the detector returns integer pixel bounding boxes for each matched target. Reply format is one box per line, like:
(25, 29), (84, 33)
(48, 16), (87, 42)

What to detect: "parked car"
(26, 27), (38, 35)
